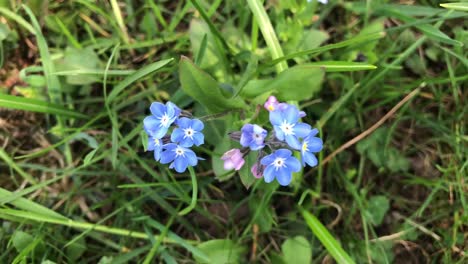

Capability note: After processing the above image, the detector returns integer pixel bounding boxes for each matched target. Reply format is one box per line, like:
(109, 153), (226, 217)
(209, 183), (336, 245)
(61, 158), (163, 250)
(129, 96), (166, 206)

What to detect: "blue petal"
(240, 133), (252, 148)
(269, 110), (283, 126)
(294, 123), (311, 138)
(286, 157), (301, 172)
(309, 128), (319, 137)
(276, 168), (292, 186)
(307, 137), (323, 152)
(154, 149), (161, 161)
(285, 135), (301, 150)
(171, 128), (185, 143)
(263, 165), (275, 183)
(143, 116), (159, 132)
(274, 126), (285, 141)
(185, 149), (198, 166)
(304, 152), (318, 167)
(176, 117), (191, 128)
(241, 124), (254, 133)
(179, 137), (193, 147)
(152, 126), (168, 139)
(275, 149), (292, 158)
(192, 132), (204, 146)
(191, 119), (204, 131)
(164, 143), (178, 151)
(284, 105), (299, 124)
(160, 149), (176, 164)
(174, 157), (188, 173)
(147, 137), (156, 151)
(250, 142), (264, 151)
(261, 154), (276, 166)
(166, 102), (181, 117)
(150, 102), (165, 117)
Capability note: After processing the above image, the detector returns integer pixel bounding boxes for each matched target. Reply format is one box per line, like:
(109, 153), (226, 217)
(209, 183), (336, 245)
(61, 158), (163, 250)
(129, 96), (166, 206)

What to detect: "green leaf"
(301, 209), (356, 264)
(0, 22), (9, 41)
(179, 56), (247, 113)
(241, 66), (324, 100)
(83, 148), (98, 165)
(189, 19), (220, 68)
(238, 152), (258, 189)
(66, 236), (87, 261)
(440, 2), (468, 12)
(248, 195), (274, 233)
(58, 47), (102, 85)
(12, 231), (34, 252)
(106, 58), (174, 103)
(0, 94), (88, 119)
(366, 195), (390, 226)
(297, 29), (329, 51)
(195, 239), (246, 264)
(281, 236), (312, 264)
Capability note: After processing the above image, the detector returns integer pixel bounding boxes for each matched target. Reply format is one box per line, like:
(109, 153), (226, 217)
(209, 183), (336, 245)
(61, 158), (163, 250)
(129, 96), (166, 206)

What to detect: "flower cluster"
(221, 96), (323, 186)
(143, 102), (204, 173)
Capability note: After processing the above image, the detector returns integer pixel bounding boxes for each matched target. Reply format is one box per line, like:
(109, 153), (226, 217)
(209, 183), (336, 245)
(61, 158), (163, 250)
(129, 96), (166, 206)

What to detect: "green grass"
(0, 0), (467, 263)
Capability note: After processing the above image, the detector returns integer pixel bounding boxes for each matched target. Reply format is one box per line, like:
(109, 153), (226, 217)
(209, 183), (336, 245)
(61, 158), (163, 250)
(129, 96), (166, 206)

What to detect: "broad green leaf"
(66, 236), (87, 261)
(297, 29), (329, 52)
(241, 66), (324, 100)
(57, 47), (102, 85)
(12, 231), (34, 252)
(365, 196), (390, 226)
(301, 209), (356, 264)
(0, 22), (9, 41)
(106, 58), (174, 103)
(0, 94), (88, 119)
(440, 3), (468, 12)
(179, 57), (247, 113)
(190, 19), (220, 68)
(281, 236), (312, 264)
(238, 152), (258, 189)
(212, 133), (236, 181)
(194, 239), (247, 264)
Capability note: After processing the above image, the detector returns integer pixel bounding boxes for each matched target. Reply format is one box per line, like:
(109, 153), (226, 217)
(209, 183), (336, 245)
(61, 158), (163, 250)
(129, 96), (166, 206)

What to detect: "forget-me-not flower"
(160, 143), (198, 173)
(144, 102), (181, 139)
(147, 135), (163, 161)
(240, 124), (267, 150)
(261, 149), (301, 186)
(301, 128), (323, 167)
(269, 104), (311, 150)
(171, 117), (204, 147)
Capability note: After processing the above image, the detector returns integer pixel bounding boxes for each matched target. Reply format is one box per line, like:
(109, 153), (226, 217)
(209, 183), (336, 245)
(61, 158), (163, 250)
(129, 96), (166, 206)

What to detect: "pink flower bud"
(264, 96), (279, 112)
(221, 148), (245, 171)
(251, 163), (264, 178)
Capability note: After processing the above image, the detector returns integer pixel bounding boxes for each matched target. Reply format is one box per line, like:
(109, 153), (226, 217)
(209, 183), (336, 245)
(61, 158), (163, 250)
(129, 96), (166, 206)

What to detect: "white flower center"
(279, 121), (295, 136)
(174, 146), (185, 157)
(154, 138), (160, 146)
(302, 141), (308, 152)
(272, 157), (286, 170)
(159, 113), (170, 127)
(183, 127), (195, 139)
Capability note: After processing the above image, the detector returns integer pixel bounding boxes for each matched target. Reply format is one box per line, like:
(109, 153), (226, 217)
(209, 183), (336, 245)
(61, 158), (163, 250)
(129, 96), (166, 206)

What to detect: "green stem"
(178, 167), (198, 216)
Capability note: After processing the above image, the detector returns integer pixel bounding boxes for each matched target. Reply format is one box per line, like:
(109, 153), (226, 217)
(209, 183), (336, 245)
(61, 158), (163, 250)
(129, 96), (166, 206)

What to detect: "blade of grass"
(110, 0), (131, 45)
(440, 2), (468, 12)
(0, 149), (37, 184)
(106, 58), (174, 103)
(300, 61), (377, 72)
(300, 208), (356, 264)
(0, 7), (35, 34)
(0, 94), (88, 119)
(247, 0), (288, 73)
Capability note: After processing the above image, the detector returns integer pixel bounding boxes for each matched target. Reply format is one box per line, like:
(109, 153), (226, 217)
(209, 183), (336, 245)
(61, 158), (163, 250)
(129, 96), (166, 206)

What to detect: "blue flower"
(143, 102), (181, 139)
(301, 129), (323, 167)
(240, 124), (267, 150)
(260, 149), (301, 186)
(147, 135), (163, 161)
(160, 143), (198, 173)
(171, 117), (204, 147)
(269, 104), (311, 150)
